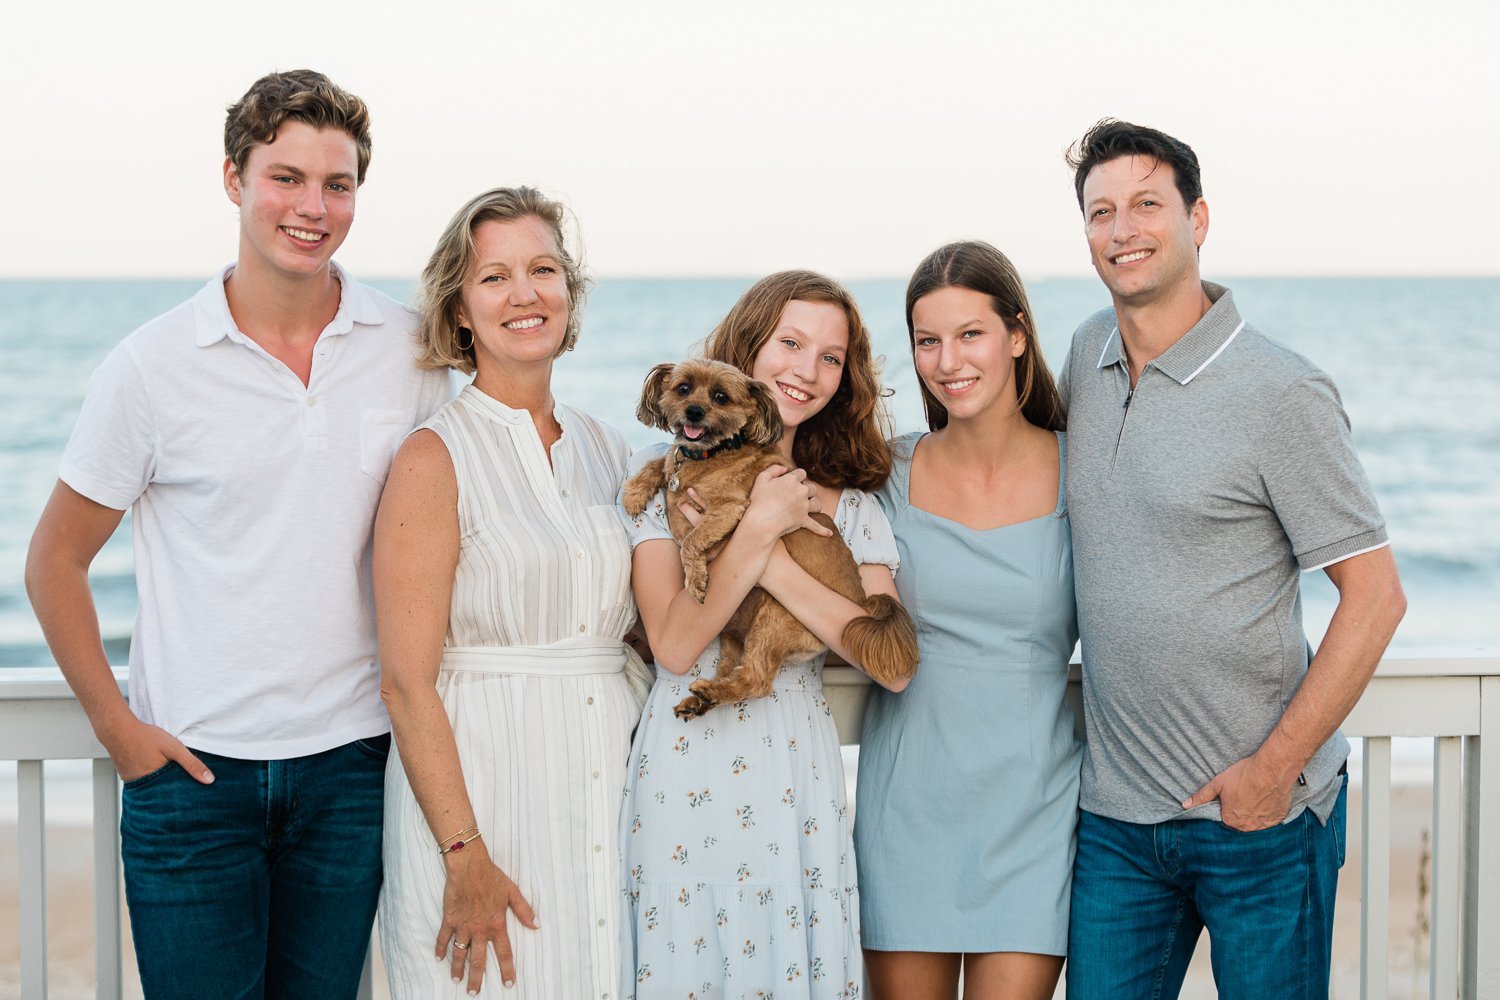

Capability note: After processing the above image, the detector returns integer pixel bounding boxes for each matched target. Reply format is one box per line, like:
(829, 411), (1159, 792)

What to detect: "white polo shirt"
(60, 263), (454, 759)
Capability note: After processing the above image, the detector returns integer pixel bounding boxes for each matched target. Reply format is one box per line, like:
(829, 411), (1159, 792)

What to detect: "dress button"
(586, 696), (594, 705)
(561, 489), (568, 497)
(592, 770), (600, 779)
(576, 550), (584, 559)
(578, 624), (586, 634)
(597, 918), (606, 928)
(594, 844), (602, 853)
(306, 396), (316, 407)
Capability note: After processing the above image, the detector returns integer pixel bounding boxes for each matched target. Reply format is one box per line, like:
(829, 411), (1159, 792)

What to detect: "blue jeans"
(1066, 776), (1347, 1000)
(121, 735), (389, 1000)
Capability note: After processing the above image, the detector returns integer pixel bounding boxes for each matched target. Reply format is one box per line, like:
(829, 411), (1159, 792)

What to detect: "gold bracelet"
(438, 827), (481, 856)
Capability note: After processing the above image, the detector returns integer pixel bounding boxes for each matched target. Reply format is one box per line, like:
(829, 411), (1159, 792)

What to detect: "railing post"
(1463, 676), (1500, 999)
(19, 759), (49, 1000)
(1361, 736), (1391, 1000)
(92, 758), (122, 1000)
(1431, 736), (1463, 999)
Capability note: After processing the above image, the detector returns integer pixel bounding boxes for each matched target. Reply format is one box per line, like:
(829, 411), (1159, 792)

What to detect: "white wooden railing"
(4, 653), (1498, 999)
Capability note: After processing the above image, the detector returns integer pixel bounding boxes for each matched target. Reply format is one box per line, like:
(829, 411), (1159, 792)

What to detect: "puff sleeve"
(619, 443), (675, 550)
(837, 489), (900, 573)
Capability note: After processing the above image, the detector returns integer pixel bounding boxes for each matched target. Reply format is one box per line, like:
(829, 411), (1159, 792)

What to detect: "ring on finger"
(453, 940), (472, 951)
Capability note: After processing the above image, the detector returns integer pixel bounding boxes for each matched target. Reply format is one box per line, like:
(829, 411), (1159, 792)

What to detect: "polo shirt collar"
(192, 261), (380, 348)
(1095, 281), (1246, 385)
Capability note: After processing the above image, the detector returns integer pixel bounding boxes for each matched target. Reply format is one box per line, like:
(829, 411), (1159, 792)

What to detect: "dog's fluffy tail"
(841, 594), (919, 686)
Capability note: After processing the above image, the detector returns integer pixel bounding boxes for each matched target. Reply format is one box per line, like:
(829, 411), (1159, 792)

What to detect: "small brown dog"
(622, 358), (919, 718)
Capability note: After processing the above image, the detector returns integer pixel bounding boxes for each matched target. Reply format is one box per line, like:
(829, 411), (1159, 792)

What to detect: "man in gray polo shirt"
(1058, 120), (1407, 999)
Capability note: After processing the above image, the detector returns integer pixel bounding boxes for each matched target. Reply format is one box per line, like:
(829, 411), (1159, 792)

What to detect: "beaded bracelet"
(439, 826), (482, 856)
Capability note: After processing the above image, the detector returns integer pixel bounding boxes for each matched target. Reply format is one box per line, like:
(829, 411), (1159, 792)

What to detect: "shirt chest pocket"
(359, 409), (411, 483)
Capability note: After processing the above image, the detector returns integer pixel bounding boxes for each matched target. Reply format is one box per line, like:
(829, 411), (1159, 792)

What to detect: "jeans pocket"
(121, 761), (177, 791)
(353, 733), (392, 760)
(1331, 775), (1349, 868)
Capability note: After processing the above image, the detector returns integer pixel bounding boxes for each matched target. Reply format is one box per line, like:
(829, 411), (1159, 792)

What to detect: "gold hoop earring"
(456, 326), (474, 352)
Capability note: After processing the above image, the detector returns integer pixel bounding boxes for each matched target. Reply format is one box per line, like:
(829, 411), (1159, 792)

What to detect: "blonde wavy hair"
(416, 187), (589, 373)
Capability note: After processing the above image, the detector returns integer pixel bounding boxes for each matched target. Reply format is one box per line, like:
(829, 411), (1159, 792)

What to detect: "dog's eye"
(712, 390), (729, 405)
(675, 383), (691, 395)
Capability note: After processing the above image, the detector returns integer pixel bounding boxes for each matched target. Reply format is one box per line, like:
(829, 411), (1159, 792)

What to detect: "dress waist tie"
(440, 637), (627, 676)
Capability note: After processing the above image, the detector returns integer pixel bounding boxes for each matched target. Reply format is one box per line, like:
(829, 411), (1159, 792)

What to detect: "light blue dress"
(855, 431), (1080, 954)
(619, 443), (899, 999)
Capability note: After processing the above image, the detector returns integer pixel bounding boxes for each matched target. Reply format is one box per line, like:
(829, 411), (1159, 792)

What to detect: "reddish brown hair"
(704, 271), (893, 492)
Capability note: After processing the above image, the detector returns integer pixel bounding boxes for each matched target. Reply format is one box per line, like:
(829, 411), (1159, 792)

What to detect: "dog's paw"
(685, 563), (710, 604)
(674, 693), (712, 719)
(621, 481), (652, 517)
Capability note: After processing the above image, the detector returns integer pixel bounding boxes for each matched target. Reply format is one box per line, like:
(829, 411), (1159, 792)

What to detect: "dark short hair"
(225, 70), (372, 185)
(1065, 119), (1201, 214)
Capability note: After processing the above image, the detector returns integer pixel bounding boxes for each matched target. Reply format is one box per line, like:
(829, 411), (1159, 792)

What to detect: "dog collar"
(677, 433), (745, 462)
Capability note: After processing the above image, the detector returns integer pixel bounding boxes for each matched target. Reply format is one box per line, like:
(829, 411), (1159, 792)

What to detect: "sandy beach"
(0, 779), (1442, 1000)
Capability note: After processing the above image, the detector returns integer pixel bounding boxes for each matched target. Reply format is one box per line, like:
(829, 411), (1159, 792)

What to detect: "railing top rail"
(0, 666), (129, 699)
(1, 651), (1497, 701)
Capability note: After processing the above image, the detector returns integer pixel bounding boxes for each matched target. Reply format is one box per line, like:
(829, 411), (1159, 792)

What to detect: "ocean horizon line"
(3, 272), (1499, 285)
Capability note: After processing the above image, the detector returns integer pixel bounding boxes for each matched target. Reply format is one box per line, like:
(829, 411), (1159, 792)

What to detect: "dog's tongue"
(684, 425), (705, 441)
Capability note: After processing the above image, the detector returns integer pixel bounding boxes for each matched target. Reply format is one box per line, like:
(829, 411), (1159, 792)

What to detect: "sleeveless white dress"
(380, 385), (646, 1000)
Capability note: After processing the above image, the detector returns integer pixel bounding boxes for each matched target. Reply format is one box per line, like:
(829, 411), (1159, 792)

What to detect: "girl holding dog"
(619, 271), (907, 998)
(374, 187), (646, 998)
(855, 241), (1080, 1000)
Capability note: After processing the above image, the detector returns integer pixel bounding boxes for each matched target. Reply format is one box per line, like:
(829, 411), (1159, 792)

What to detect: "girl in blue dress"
(855, 242), (1080, 1000)
(620, 271), (908, 999)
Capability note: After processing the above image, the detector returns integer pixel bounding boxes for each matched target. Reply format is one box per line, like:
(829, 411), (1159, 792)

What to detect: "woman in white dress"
(375, 187), (645, 998)
(620, 271), (910, 998)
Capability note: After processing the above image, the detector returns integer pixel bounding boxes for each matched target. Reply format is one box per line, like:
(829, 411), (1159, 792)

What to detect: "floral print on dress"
(618, 471), (898, 999)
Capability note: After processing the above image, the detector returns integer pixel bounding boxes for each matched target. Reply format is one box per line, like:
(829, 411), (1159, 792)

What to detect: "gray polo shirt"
(1060, 282), (1387, 825)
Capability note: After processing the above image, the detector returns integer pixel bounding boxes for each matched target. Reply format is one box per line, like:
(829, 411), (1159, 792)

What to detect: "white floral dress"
(619, 445), (898, 1000)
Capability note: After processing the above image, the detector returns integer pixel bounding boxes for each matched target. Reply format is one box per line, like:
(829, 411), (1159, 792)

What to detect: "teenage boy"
(1058, 119), (1406, 999)
(26, 70), (451, 998)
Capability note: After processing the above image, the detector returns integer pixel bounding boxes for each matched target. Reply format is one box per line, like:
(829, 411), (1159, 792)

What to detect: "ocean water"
(1, 275), (1497, 668)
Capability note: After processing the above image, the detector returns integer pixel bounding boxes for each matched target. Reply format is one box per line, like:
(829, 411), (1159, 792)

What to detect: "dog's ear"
(744, 379), (785, 445)
(635, 363), (678, 431)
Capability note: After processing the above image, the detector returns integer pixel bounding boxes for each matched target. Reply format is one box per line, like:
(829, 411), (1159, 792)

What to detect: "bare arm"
(1185, 545), (1406, 829)
(25, 481), (212, 783)
(760, 555), (911, 692)
(374, 430), (534, 993)
(633, 465), (827, 674)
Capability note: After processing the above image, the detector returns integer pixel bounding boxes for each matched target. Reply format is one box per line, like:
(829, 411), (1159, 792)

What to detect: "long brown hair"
(904, 242), (1065, 432)
(704, 271), (893, 492)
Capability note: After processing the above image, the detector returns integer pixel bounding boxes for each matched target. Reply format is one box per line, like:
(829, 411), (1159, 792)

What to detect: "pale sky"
(2, 0), (1496, 280)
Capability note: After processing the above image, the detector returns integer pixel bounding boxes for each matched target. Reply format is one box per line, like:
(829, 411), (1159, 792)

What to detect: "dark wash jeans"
(1067, 775), (1347, 1000)
(120, 734), (389, 1000)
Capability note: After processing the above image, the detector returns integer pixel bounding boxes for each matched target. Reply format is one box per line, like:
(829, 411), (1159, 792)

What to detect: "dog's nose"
(685, 404), (705, 422)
